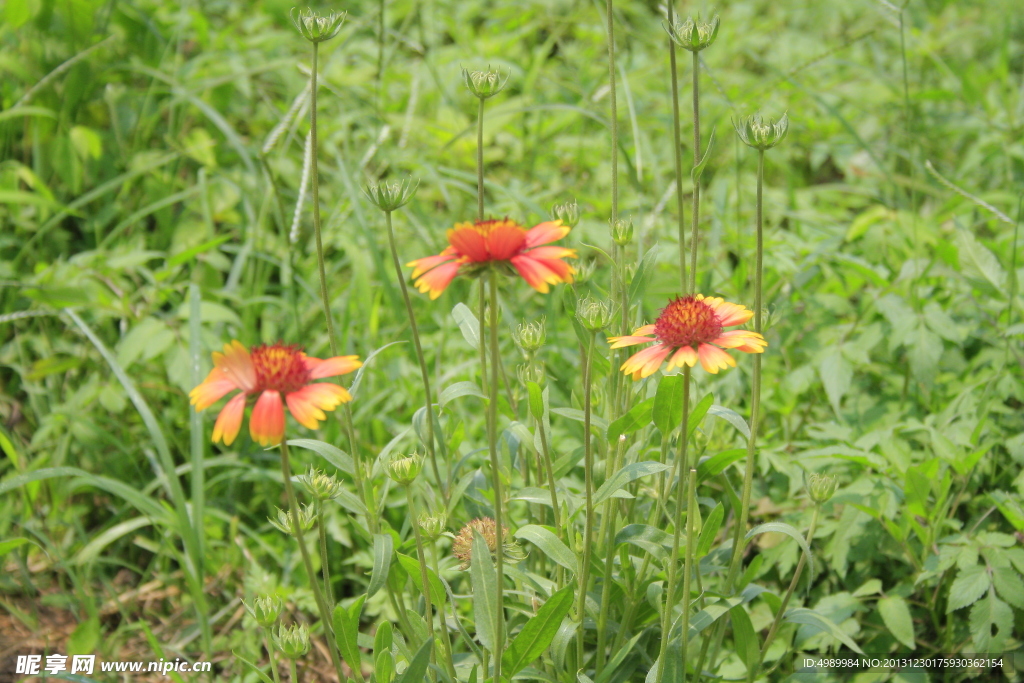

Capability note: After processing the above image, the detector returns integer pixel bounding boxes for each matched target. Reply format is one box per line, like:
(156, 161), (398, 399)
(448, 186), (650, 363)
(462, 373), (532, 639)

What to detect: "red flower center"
(251, 344), (311, 394)
(654, 297), (723, 347)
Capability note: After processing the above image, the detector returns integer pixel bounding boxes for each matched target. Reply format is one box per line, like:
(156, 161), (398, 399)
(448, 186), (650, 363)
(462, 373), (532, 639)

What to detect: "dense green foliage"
(1, 0), (1022, 681)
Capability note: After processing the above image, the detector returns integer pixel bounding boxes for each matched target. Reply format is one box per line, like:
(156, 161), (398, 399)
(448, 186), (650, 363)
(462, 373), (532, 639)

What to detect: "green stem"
(309, 41), (338, 358)
(667, 2), (687, 292)
(486, 270), (506, 680)
(405, 483), (437, 663)
(681, 469), (697, 680)
(279, 440), (345, 680)
(429, 543), (458, 679)
(263, 630), (282, 683)
(655, 367), (690, 683)
(754, 505), (820, 678)
(289, 659), (298, 683)
(316, 499), (335, 612)
(595, 435), (626, 669)
(343, 403), (376, 534)
(689, 50), (701, 295)
(605, 0), (618, 221)
(384, 209), (444, 497)
(477, 97), (485, 221)
(576, 331), (597, 670)
(725, 149), (764, 592)
(536, 413), (561, 533)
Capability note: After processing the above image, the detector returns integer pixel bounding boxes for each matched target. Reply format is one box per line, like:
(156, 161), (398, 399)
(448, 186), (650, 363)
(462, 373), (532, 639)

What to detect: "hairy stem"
(576, 331), (597, 670)
(668, 2), (687, 291)
(689, 50), (701, 295)
(309, 41), (338, 357)
(405, 483), (437, 663)
(486, 270), (506, 680)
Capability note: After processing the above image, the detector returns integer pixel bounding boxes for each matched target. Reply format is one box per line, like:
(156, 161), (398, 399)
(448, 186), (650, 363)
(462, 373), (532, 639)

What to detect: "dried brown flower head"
(451, 517), (526, 570)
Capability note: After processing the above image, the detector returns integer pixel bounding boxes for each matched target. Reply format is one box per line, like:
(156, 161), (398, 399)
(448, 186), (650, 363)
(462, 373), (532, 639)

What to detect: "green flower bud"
(512, 318), (547, 353)
(387, 454), (423, 486)
(551, 199), (581, 229)
(461, 66), (509, 100)
(243, 595), (283, 629)
(573, 258), (597, 285)
(290, 7), (346, 44)
(275, 623), (311, 660)
(418, 512), (447, 541)
(269, 504), (317, 535)
(576, 296), (615, 332)
(298, 467), (344, 502)
(665, 13), (720, 53)
(807, 472), (838, 505)
(363, 178), (419, 212)
(517, 362), (546, 387)
(610, 217), (634, 247)
(733, 113), (789, 151)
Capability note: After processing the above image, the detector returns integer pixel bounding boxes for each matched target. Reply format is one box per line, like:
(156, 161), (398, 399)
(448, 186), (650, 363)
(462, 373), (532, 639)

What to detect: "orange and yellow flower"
(609, 295), (766, 379)
(406, 219), (576, 299)
(189, 341), (361, 447)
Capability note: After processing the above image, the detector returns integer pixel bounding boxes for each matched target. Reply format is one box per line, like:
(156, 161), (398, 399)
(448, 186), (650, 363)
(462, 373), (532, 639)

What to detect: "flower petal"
(250, 390), (286, 447)
(305, 355), (362, 379)
(286, 383), (352, 430)
(710, 300), (753, 327)
(524, 220), (570, 247)
(633, 324), (656, 336)
(485, 221), (527, 260)
(413, 261), (461, 300)
(189, 367), (239, 411)
(712, 330), (767, 351)
(447, 224), (490, 262)
(212, 340), (257, 392)
(607, 334), (655, 349)
(510, 254), (558, 292)
(407, 251), (458, 279)
(620, 343), (672, 380)
(212, 393), (247, 446)
(697, 343), (736, 374)
(665, 345), (698, 371)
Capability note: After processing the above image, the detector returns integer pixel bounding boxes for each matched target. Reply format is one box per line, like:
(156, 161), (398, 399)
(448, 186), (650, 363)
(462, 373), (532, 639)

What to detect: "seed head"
(462, 66), (509, 100)
(666, 13), (721, 52)
(364, 178), (419, 213)
(275, 623), (311, 659)
(290, 7), (346, 44)
(243, 595), (284, 629)
(807, 472), (838, 505)
(551, 199), (581, 229)
(451, 517), (526, 570)
(387, 454), (423, 486)
(734, 113), (789, 151)
(269, 504), (317, 535)
(512, 318), (547, 353)
(298, 466), (344, 501)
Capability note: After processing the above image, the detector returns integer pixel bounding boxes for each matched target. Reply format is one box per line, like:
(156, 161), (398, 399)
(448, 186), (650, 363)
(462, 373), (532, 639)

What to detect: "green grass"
(1, 0), (1022, 681)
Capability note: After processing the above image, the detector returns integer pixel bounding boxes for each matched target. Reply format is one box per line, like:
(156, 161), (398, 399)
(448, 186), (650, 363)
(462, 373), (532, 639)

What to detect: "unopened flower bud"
(551, 200), (580, 229)
(576, 296), (615, 332)
(462, 67), (509, 100)
(387, 454), (423, 486)
(290, 7), (346, 44)
(363, 178), (419, 212)
(275, 623), (311, 659)
(610, 217), (634, 246)
(244, 595), (283, 629)
(807, 472), (838, 505)
(665, 13), (720, 53)
(418, 512), (447, 541)
(298, 466), (344, 501)
(517, 362), (546, 387)
(734, 113), (789, 151)
(512, 318), (546, 353)
(573, 259), (597, 285)
(269, 504), (317, 534)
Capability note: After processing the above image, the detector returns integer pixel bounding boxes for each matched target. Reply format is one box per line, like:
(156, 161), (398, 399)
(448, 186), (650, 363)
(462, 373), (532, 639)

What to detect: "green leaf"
(628, 247), (659, 306)
(550, 408), (608, 433)
(818, 348), (852, 415)
(394, 639), (433, 683)
(367, 534), (393, 598)
(502, 584), (575, 676)
(470, 530), (499, 651)
(955, 229), (1006, 293)
(348, 341), (404, 400)
(375, 651), (395, 683)
(730, 605), (759, 672)
(615, 524), (673, 560)
(527, 382), (544, 422)
(594, 461), (672, 506)
(696, 504), (724, 558)
(687, 393), (714, 437)
(878, 596), (916, 650)
(706, 405), (750, 438)
(969, 591), (1013, 653)
(594, 631), (645, 683)
(992, 567), (1024, 609)
(233, 652), (276, 683)
(333, 595), (366, 674)
(686, 584), (766, 640)
(374, 620), (393, 656)
(0, 537), (30, 556)
(946, 564), (990, 613)
(697, 448), (746, 482)
(607, 397), (655, 443)
(288, 439), (354, 475)
(397, 553), (446, 607)
(691, 127), (717, 183)
(989, 491), (1024, 532)
(652, 374), (685, 435)
(514, 525), (576, 573)
(746, 522), (815, 579)
(908, 325), (943, 382)
(784, 608), (865, 654)
(439, 381), (488, 407)
(67, 615), (101, 656)
(452, 303), (481, 350)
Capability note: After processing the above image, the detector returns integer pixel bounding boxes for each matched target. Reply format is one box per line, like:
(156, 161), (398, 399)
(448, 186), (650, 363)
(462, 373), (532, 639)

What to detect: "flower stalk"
(486, 269), (506, 680)
(576, 329), (597, 668)
(667, 3), (687, 292)
(404, 481), (437, 664)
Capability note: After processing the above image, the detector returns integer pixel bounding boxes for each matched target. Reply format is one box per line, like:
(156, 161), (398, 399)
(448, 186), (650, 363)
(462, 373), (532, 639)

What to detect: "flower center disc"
(251, 344), (311, 394)
(654, 297), (723, 347)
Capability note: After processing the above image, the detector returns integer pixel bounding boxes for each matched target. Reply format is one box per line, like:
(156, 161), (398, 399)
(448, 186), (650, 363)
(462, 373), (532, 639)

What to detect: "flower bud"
(551, 200), (580, 229)
(610, 217), (634, 247)
(363, 178), (419, 213)
(517, 362), (546, 387)
(807, 472), (838, 505)
(387, 454), (423, 486)
(576, 296), (615, 332)
(665, 13), (720, 53)
(290, 8), (346, 44)
(269, 504), (317, 534)
(461, 67), (509, 100)
(275, 623), (311, 659)
(573, 258), (597, 285)
(298, 466), (344, 501)
(244, 595), (283, 629)
(512, 318), (547, 353)
(733, 113), (789, 151)
(418, 512), (447, 541)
